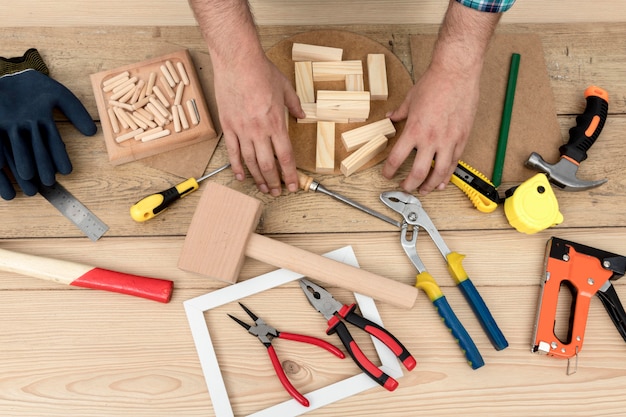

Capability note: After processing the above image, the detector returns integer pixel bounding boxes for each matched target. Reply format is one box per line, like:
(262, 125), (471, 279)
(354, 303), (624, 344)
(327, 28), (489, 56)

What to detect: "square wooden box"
(90, 49), (216, 165)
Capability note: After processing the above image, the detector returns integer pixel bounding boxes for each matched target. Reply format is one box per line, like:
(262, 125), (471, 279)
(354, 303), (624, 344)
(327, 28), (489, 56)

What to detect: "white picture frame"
(184, 246), (404, 417)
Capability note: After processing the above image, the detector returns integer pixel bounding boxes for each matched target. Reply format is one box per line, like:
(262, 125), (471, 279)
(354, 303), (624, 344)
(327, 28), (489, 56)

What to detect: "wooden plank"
(292, 42), (343, 61)
(367, 53), (388, 100)
(345, 73), (364, 91)
(312, 60), (363, 82)
(341, 117), (396, 151)
(294, 60), (315, 103)
(297, 102), (350, 123)
(340, 133), (388, 176)
(316, 90), (371, 120)
(316, 121), (336, 173)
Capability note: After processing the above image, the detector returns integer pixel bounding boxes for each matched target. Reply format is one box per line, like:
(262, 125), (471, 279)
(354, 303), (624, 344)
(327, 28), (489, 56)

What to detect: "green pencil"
(492, 53), (521, 188)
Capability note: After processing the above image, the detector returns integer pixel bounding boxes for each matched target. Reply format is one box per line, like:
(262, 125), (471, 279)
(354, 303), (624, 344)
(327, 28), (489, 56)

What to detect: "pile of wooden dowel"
(101, 59), (200, 144)
(291, 42), (393, 176)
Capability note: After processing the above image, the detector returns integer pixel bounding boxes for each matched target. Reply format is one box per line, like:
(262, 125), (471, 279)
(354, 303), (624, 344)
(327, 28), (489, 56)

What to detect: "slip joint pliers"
(380, 191), (508, 369)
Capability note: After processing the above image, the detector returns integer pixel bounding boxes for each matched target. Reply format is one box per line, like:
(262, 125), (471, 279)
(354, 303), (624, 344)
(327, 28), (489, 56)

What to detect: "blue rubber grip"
(433, 296), (484, 369)
(458, 280), (509, 351)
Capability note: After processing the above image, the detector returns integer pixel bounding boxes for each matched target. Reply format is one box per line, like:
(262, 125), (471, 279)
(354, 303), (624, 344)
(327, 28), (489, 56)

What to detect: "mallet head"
(525, 152), (607, 191)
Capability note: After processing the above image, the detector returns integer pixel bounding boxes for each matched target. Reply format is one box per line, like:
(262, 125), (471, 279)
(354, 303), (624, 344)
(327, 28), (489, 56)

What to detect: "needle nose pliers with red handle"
(228, 302), (345, 407)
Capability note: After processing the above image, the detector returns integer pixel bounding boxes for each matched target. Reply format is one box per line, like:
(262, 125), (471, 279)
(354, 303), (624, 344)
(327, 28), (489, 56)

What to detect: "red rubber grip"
(268, 345), (309, 407)
(71, 267), (173, 303)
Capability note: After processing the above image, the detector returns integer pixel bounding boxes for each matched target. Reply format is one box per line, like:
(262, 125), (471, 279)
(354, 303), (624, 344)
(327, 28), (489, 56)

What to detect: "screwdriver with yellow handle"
(130, 162), (231, 222)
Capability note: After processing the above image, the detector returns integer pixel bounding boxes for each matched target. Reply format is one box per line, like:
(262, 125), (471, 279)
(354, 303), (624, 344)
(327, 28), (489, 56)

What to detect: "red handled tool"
(228, 302), (345, 407)
(299, 278), (416, 391)
(0, 247), (173, 302)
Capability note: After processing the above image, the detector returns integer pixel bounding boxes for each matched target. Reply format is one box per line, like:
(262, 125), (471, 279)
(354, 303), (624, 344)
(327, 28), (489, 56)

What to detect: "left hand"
(382, 64), (480, 195)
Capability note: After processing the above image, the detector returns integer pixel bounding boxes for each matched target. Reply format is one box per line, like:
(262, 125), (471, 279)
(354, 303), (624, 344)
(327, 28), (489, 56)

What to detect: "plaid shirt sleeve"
(455, 0), (516, 13)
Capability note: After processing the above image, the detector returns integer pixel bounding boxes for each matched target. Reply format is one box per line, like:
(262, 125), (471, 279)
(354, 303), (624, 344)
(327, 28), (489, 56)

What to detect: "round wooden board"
(266, 30), (413, 175)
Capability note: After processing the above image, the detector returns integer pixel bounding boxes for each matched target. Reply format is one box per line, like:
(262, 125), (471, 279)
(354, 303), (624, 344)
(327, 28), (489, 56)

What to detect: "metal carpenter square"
(39, 182), (109, 241)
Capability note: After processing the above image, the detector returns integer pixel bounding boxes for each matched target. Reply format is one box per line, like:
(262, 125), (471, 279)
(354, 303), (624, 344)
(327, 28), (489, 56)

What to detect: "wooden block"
(178, 182), (264, 284)
(341, 118), (396, 152)
(90, 49), (217, 165)
(316, 90), (370, 120)
(345, 74), (364, 91)
(312, 60), (363, 82)
(294, 61), (315, 104)
(341, 134), (388, 177)
(367, 54), (388, 100)
(292, 42), (343, 62)
(316, 121), (335, 173)
(297, 103), (350, 124)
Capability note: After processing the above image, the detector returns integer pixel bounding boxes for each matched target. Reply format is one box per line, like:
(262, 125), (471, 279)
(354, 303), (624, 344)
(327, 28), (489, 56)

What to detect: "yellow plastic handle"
(130, 178), (199, 222)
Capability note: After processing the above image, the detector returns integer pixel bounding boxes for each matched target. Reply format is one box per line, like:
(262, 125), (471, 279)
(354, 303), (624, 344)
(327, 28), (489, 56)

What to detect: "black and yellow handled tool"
(130, 162), (231, 222)
(451, 160), (502, 213)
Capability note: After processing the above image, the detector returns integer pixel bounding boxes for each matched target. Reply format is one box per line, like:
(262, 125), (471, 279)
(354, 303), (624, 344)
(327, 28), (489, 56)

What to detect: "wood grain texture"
(1, 21), (626, 417)
(2, 1), (625, 26)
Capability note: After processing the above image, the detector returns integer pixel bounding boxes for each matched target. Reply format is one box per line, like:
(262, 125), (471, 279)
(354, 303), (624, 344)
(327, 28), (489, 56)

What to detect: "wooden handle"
(296, 169), (315, 191)
(246, 234), (417, 309)
(0, 248), (173, 303)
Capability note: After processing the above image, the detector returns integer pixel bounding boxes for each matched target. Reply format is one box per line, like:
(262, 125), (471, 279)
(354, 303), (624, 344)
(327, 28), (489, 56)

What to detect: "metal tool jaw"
(228, 303), (279, 346)
(299, 278), (343, 321)
(246, 318), (279, 345)
(380, 191), (453, 262)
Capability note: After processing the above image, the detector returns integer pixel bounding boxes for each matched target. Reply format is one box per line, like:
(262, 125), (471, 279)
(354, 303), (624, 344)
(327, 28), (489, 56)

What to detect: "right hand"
(213, 55), (305, 196)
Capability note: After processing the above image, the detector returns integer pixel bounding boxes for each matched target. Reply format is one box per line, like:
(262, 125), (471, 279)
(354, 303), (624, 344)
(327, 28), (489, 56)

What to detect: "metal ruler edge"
(39, 182), (109, 241)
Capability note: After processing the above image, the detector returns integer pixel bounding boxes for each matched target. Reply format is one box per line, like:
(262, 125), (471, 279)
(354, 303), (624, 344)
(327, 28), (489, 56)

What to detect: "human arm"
(382, 0), (511, 194)
(187, 0), (304, 196)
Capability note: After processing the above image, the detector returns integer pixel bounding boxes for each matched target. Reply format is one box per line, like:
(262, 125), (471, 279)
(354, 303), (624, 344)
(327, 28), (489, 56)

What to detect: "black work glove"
(0, 49), (97, 200)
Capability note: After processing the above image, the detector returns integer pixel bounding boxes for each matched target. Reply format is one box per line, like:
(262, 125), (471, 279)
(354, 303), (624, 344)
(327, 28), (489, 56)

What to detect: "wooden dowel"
(166, 60), (180, 84)
(107, 108), (120, 134)
(141, 128), (171, 142)
(176, 61), (190, 85)
(115, 128), (144, 143)
(102, 71), (130, 87)
(160, 64), (176, 88)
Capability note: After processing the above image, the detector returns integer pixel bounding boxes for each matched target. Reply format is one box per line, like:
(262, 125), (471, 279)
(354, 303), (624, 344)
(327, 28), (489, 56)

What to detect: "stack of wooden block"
(291, 42), (395, 176)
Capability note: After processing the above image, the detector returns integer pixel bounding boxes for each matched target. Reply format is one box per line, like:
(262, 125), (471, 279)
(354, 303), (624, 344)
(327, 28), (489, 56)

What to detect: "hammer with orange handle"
(526, 86), (609, 190)
(0, 247), (173, 302)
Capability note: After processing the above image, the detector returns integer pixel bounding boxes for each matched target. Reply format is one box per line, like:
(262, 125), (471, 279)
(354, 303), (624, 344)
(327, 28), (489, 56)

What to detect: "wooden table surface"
(2, 19), (626, 417)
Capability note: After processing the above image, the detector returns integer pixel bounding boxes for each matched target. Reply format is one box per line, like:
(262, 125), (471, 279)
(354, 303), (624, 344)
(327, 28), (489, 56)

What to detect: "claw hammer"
(525, 86), (609, 191)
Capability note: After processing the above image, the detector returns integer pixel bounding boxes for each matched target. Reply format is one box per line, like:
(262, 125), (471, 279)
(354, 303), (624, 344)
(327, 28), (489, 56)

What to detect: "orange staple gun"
(532, 237), (626, 373)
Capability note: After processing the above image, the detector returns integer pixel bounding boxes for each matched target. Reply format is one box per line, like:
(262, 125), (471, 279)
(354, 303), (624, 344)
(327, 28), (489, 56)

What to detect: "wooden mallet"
(178, 182), (418, 309)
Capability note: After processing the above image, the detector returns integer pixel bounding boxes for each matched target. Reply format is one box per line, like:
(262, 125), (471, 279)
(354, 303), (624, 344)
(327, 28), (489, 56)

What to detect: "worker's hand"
(213, 55), (305, 197)
(0, 52), (97, 200)
(382, 65), (480, 194)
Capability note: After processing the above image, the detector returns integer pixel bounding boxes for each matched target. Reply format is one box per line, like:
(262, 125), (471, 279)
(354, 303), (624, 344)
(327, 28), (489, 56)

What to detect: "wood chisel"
(295, 169), (401, 228)
(39, 182), (109, 241)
